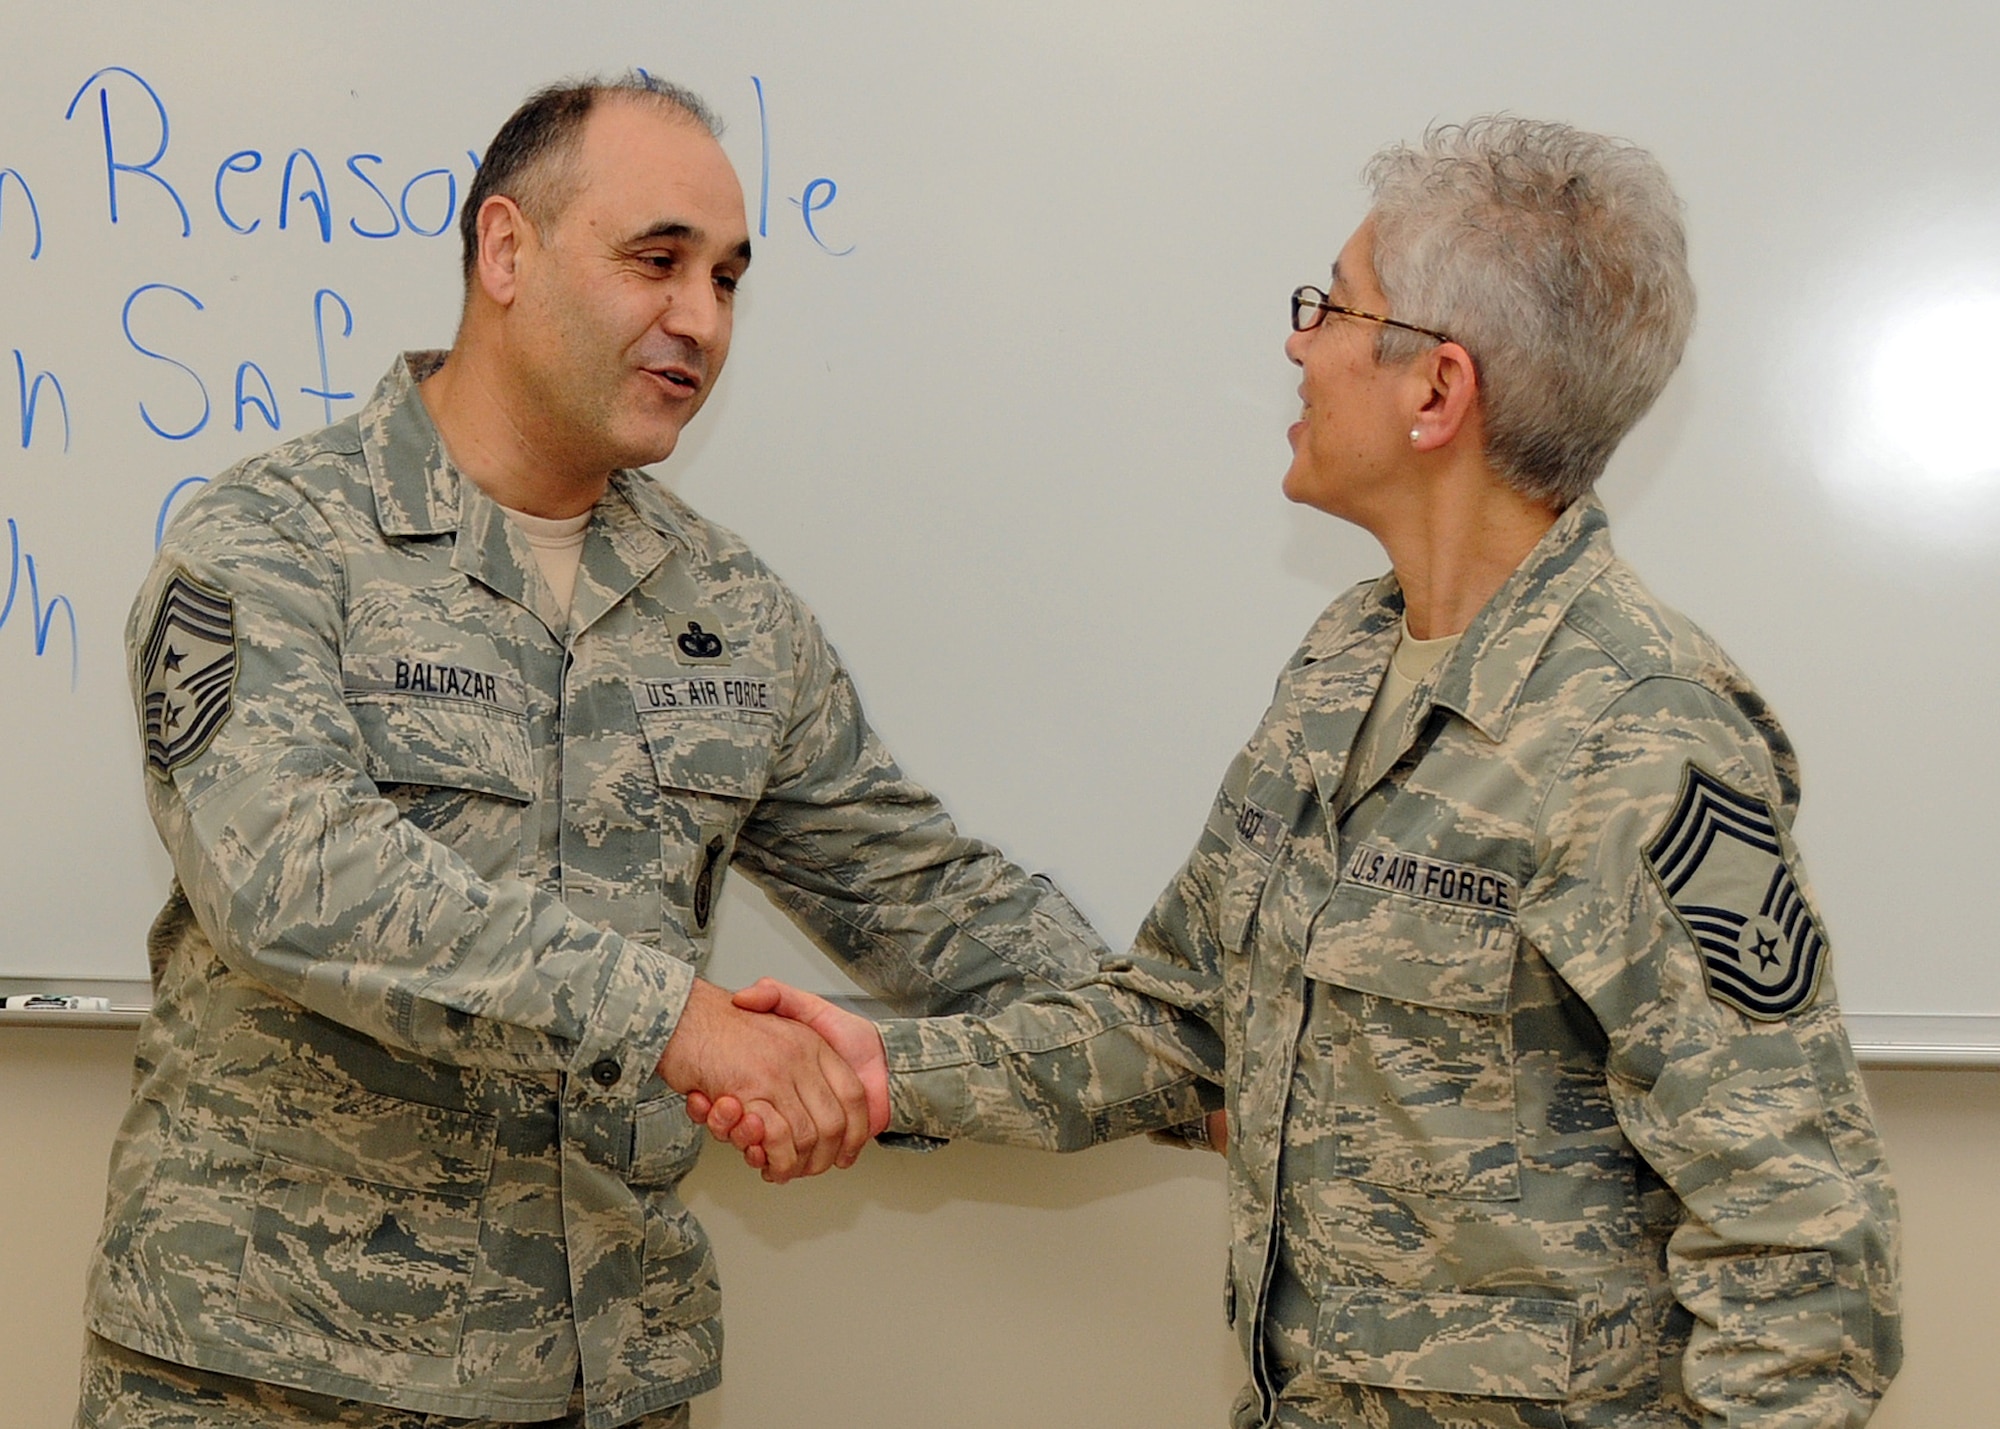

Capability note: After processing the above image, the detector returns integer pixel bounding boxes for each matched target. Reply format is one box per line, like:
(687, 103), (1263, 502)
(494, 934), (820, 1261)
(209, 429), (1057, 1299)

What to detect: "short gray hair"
(1364, 117), (1696, 508)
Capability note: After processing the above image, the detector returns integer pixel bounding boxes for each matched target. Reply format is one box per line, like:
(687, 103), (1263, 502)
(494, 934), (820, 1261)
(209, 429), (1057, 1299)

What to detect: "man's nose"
(662, 275), (722, 345)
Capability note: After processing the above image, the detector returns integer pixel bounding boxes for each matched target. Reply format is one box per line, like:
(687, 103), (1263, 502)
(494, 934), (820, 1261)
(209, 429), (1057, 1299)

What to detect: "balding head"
(458, 73), (723, 289)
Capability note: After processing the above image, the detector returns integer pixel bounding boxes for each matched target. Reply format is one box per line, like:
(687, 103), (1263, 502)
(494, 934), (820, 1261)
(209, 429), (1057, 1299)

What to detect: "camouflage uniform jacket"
(89, 354), (1108, 1429)
(880, 497), (1901, 1427)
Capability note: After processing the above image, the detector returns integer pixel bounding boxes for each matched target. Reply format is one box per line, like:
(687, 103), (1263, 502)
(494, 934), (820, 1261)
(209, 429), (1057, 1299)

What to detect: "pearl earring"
(1410, 428), (1422, 443)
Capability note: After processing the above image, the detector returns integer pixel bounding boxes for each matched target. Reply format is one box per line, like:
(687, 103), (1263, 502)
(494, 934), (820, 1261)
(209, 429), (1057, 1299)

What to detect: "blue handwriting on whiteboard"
(751, 77), (855, 255)
(13, 352), (70, 452)
(0, 169), (44, 260)
(65, 67), (471, 244)
(155, 476), (210, 548)
(303, 289), (355, 425)
(122, 284), (209, 440)
(63, 67), (190, 236)
(122, 283), (359, 441)
(0, 517), (79, 689)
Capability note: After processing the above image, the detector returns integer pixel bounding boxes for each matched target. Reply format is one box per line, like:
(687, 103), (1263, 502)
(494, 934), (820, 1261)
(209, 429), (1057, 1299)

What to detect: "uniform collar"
(1420, 495), (1615, 741)
(1294, 495), (1614, 743)
(356, 351), (698, 553)
(356, 352), (699, 637)
(356, 352), (457, 537)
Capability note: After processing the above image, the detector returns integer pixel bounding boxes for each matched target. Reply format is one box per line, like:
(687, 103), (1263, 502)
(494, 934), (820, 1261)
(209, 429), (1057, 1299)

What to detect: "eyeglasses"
(1290, 285), (1455, 346)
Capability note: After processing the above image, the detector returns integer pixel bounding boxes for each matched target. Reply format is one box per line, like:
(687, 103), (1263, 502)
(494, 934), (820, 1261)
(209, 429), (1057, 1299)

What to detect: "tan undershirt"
(499, 505), (591, 618)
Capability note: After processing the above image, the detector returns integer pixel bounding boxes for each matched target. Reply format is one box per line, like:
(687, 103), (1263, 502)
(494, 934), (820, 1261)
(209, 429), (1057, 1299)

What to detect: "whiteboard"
(1, 1), (1995, 1051)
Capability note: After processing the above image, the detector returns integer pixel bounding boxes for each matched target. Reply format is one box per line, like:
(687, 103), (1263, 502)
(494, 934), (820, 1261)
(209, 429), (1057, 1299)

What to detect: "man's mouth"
(646, 364), (703, 395)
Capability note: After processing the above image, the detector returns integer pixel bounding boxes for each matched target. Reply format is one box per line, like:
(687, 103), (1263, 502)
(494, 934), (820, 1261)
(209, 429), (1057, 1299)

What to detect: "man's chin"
(618, 397), (710, 469)
(611, 428), (684, 472)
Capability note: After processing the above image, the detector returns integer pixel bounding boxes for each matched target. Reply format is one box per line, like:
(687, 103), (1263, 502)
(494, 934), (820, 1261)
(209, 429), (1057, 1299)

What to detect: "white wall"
(4, 1028), (1990, 1428)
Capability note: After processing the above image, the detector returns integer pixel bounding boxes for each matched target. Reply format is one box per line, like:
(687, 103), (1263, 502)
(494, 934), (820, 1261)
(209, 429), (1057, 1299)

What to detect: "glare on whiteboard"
(1867, 295), (2000, 485)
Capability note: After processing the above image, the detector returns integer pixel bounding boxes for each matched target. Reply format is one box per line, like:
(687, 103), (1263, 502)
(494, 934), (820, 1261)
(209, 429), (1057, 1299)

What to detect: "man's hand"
(735, 979), (891, 1135)
(686, 980), (888, 1173)
(657, 979), (872, 1183)
(1206, 1107), (1229, 1155)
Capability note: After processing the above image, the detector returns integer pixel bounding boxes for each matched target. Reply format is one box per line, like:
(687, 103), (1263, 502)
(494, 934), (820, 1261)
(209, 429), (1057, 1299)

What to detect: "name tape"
(345, 658), (528, 716)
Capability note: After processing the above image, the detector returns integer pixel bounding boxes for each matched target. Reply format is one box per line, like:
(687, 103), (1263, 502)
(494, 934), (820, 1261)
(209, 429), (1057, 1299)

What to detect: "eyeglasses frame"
(1290, 284), (1456, 347)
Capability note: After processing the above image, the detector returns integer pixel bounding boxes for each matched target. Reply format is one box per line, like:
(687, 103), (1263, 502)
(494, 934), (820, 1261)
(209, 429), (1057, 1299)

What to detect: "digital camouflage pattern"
(77, 1332), (691, 1429)
(881, 497), (1901, 1428)
(88, 355), (1110, 1429)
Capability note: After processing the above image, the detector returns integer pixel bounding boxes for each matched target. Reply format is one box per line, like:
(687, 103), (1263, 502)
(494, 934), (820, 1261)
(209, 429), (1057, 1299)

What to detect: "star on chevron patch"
(1645, 763), (1826, 1020)
(141, 572), (237, 779)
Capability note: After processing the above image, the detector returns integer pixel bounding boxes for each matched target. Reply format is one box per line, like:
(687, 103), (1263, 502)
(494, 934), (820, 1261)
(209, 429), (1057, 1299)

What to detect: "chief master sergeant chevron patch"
(140, 571), (237, 779)
(1645, 763), (1827, 1020)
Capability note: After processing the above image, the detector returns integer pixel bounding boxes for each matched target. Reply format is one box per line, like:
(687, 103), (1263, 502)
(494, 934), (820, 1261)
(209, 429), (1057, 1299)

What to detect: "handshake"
(655, 977), (887, 1184)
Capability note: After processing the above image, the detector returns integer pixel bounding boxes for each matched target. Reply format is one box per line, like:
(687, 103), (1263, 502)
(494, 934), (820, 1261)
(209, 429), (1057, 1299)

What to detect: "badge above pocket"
(668, 609), (734, 667)
(1646, 764), (1826, 1021)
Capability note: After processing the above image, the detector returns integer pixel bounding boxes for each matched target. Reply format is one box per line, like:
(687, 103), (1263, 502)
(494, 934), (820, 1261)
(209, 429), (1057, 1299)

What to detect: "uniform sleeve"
(134, 472), (693, 1094)
(860, 746), (1244, 1152)
(872, 844), (1227, 1151)
(724, 595), (1226, 1146)
(728, 600), (1113, 1016)
(1519, 675), (1901, 1428)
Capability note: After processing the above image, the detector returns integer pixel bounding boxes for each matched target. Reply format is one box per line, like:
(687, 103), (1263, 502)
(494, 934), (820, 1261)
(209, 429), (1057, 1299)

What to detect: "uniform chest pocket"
(344, 659), (534, 804)
(633, 694), (782, 938)
(1305, 878), (1521, 1201)
(632, 688), (780, 802)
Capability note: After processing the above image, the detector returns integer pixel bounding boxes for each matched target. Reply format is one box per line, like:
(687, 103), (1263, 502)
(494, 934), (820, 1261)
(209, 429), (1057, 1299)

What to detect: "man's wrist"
(657, 977), (724, 1090)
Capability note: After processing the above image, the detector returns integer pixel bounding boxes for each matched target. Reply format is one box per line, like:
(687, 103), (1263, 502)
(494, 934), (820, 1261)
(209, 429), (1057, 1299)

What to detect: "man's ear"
(472, 195), (532, 308)
(1408, 341), (1480, 453)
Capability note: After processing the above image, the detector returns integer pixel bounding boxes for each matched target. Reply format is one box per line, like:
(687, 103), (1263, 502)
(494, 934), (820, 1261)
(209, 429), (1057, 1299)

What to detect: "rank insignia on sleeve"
(141, 572), (238, 779)
(1645, 763), (1826, 1020)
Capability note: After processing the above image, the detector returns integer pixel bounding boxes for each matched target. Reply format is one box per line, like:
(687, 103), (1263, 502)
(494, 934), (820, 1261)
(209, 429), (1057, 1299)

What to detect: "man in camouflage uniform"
(79, 76), (1108, 1429)
(717, 120), (1903, 1426)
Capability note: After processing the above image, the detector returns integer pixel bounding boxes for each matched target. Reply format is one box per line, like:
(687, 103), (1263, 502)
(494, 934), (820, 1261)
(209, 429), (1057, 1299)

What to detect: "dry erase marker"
(2, 994), (113, 1012)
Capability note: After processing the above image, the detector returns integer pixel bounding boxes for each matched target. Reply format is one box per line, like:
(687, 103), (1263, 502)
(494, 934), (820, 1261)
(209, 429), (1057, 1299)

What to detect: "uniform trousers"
(76, 1336), (692, 1429)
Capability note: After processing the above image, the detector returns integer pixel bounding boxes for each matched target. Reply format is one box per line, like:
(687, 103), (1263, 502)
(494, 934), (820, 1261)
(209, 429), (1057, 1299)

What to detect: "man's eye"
(714, 272), (741, 296)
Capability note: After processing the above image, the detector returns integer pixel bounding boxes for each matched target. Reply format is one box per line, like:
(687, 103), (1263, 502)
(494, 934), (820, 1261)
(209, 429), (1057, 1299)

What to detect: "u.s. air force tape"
(631, 675), (776, 715)
(1343, 843), (1519, 914)
(1645, 763), (1825, 1021)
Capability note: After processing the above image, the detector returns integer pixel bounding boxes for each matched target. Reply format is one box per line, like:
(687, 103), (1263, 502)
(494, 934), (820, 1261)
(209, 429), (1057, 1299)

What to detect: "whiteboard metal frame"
(6, 978), (1996, 1068)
